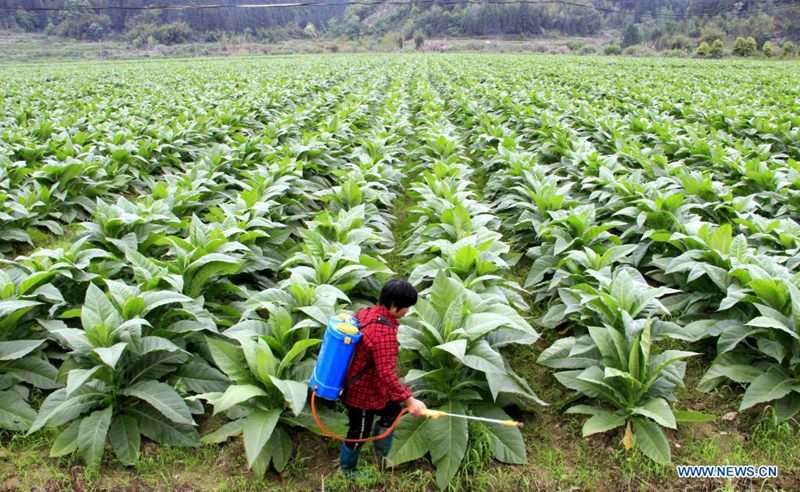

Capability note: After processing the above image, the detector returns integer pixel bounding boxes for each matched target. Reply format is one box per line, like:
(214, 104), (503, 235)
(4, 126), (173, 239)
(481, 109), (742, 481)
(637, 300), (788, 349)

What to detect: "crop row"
(386, 62), (542, 489)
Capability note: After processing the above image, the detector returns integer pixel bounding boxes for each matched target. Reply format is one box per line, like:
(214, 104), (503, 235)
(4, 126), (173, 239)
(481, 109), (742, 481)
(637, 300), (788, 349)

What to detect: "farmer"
(339, 278), (427, 476)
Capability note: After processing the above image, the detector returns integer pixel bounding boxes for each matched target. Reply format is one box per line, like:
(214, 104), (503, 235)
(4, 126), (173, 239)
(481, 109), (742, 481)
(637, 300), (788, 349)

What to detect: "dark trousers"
(344, 401), (401, 449)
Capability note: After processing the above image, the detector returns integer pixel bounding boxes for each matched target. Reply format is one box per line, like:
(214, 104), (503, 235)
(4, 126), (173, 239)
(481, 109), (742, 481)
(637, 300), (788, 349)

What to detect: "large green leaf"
(442, 293), (465, 334)
(78, 406), (113, 471)
(276, 339), (321, 378)
(475, 405), (526, 464)
(5, 355), (60, 389)
(454, 245), (479, 273)
(633, 417), (670, 465)
(433, 339), (467, 361)
(50, 420), (80, 457)
(631, 398), (676, 429)
(137, 336), (182, 355)
(268, 425), (292, 472)
(206, 336), (250, 384)
(140, 290), (193, 315)
(740, 370), (796, 411)
(786, 282), (800, 332)
(121, 380), (194, 425)
(729, 234), (748, 262)
(462, 339), (505, 374)
(28, 387), (104, 434)
(40, 321), (93, 352)
(127, 405), (198, 447)
(717, 324), (762, 354)
(199, 384), (267, 415)
(286, 405), (348, 438)
(0, 300), (42, 319)
(573, 366), (627, 408)
(173, 361), (230, 393)
(125, 351), (185, 384)
(242, 409), (281, 469)
(646, 350), (698, 383)
(486, 370), (546, 405)
(579, 409), (627, 436)
(81, 283), (122, 332)
(93, 342), (128, 370)
(250, 442), (272, 478)
(537, 337), (598, 369)
(775, 392), (800, 422)
(698, 356), (755, 392)
(0, 389), (37, 431)
(747, 316), (799, 340)
(201, 419), (244, 444)
(66, 367), (101, 396)
(588, 325), (622, 369)
(187, 256), (242, 297)
(463, 313), (508, 340)
(126, 249), (167, 284)
(268, 376), (307, 417)
(108, 415), (140, 465)
(713, 363), (763, 385)
(426, 401), (468, 489)
(0, 340), (44, 361)
(387, 414), (430, 466)
(240, 338), (276, 384)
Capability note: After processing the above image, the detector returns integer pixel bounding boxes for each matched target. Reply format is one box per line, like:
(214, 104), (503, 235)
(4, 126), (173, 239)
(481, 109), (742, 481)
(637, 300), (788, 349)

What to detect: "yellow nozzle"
(504, 420), (524, 427)
(423, 409), (446, 419)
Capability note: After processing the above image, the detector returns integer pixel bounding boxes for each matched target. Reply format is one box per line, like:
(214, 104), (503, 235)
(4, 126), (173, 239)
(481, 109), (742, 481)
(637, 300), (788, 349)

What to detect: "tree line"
(0, 0), (346, 43)
(1, 0), (798, 50)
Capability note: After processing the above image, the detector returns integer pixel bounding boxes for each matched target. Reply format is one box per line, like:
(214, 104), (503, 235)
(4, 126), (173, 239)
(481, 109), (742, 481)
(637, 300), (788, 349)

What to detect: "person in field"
(339, 279), (427, 477)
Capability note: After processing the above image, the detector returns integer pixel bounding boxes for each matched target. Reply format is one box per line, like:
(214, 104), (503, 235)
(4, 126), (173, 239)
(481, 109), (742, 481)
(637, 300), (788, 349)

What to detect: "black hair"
(379, 278), (418, 309)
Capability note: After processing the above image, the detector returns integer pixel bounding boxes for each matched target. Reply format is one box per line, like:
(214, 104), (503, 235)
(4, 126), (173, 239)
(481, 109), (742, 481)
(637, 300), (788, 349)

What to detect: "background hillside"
(1, 0), (799, 57)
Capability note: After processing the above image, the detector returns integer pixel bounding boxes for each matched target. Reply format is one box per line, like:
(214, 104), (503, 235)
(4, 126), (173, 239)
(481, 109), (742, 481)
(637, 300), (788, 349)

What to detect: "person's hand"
(405, 396), (427, 417)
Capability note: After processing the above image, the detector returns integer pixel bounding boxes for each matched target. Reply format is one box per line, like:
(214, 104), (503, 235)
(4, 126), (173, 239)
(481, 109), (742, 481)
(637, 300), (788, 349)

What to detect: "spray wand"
(310, 393), (523, 443)
(423, 409), (523, 427)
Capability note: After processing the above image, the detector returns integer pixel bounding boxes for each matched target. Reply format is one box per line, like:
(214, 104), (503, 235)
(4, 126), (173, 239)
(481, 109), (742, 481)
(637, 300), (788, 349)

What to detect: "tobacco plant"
(31, 282), (223, 470)
(193, 313), (321, 476)
(539, 318), (700, 464)
(390, 273), (542, 488)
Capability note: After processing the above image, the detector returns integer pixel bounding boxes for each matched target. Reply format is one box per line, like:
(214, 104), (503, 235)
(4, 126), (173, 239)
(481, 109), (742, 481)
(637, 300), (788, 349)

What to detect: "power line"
(0, 0), (797, 20)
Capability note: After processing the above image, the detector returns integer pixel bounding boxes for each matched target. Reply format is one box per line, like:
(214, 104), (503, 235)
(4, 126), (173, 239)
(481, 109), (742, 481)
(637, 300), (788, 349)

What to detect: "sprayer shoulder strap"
(343, 316), (396, 390)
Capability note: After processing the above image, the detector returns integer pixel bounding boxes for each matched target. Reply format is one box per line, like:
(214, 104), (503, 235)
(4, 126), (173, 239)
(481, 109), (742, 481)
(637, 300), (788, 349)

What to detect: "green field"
(1, 54), (799, 490)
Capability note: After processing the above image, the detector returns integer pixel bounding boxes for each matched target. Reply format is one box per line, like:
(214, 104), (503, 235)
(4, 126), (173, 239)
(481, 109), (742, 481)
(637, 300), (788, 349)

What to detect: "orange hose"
(311, 392), (409, 443)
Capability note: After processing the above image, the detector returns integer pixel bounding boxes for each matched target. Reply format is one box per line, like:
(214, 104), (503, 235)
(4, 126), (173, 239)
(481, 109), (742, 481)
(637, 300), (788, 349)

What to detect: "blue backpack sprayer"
(309, 313), (363, 400)
(309, 313), (408, 443)
(309, 313), (522, 443)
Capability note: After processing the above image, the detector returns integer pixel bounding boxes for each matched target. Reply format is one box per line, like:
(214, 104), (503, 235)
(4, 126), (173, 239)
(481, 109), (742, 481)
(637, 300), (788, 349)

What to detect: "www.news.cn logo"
(676, 465), (778, 479)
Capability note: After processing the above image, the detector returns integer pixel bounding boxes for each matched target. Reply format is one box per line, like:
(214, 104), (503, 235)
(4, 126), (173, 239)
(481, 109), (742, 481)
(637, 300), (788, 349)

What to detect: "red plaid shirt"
(342, 305), (412, 410)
